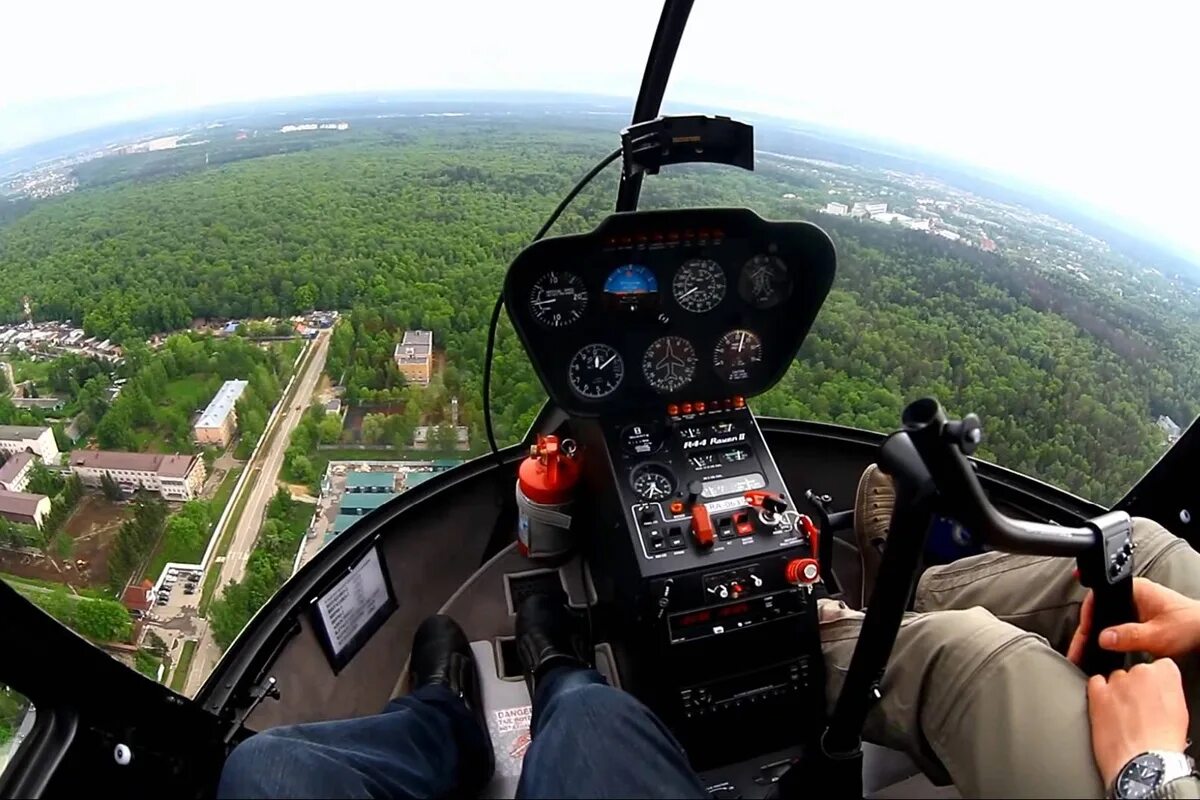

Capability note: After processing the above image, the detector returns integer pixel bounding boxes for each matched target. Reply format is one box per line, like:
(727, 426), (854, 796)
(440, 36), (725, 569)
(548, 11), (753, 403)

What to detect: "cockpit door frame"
(1116, 416), (1200, 545)
(0, 581), (226, 797)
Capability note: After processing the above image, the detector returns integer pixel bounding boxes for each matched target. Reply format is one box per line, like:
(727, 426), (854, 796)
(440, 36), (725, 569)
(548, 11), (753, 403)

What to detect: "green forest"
(1, 121), (1197, 503)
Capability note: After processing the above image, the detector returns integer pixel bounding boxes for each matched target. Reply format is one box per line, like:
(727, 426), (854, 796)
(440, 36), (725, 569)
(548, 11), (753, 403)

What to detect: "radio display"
(668, 592), (801, 643)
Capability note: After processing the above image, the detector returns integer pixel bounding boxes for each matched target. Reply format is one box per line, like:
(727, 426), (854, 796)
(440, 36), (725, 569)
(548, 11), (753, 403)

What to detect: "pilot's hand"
(1087, 659), (1189, 788)
(1068, 577), (1200, 664)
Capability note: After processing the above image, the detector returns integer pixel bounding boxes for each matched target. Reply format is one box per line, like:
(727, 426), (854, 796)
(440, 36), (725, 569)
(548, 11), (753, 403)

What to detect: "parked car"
(183, 587), (196, 595)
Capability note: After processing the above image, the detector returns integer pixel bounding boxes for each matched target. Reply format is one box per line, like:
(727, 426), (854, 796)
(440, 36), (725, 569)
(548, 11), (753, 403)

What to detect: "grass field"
(169, 640), (197, 693)
(0, 571), (109, 598)
(163, 373), (218, 407)
(8, 357), (53, 386)
(211, 466), (244, 512)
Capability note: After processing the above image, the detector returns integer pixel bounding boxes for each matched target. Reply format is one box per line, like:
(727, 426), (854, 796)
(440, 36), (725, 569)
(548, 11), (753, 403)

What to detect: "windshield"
(0, 1), (1196, 705)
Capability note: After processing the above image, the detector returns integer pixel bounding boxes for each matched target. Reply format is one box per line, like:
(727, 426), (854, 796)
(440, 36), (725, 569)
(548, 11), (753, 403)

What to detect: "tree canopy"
(1, 123), (1197, 504)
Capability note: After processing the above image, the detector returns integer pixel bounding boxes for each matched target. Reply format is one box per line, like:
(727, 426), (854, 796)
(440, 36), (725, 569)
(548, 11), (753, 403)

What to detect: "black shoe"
(411, 615), (494, 782)
(515, 592), (590, 695)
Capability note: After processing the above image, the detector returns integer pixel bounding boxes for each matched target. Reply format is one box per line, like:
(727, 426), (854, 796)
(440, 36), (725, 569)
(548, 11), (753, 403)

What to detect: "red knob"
(786, 558), (820, 586)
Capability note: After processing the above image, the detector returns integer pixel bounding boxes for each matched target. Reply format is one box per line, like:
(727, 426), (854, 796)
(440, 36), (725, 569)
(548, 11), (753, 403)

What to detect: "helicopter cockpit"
(3, 2), (1198, 799)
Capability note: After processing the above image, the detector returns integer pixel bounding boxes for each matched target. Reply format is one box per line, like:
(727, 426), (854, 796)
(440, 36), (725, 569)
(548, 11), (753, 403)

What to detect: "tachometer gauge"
(529, 270), (588, 328)
(568, 343), (624, 399)
(642, 336), (697, 393)
(672, 258), (726, 313)
(631, 463), (675, 501)
(713, 329), (764, 383)
(738, 254), (792, 309)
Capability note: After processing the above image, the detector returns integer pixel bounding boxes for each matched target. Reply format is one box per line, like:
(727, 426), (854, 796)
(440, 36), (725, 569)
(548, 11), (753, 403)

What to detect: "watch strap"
(1153, 751), (1197, 785)
(1113, 752), (1197, 799)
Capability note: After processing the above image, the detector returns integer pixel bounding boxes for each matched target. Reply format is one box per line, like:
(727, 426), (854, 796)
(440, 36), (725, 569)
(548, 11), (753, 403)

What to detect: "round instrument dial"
(620, 422), (665, 456)
(529, 270), (588, 328)
(672, 258), (726, 313)
(739, 254), (792, 309)
(642, 336), (697, 393)
(631, 463), (675, 501)
(713, 329), (764, 383)
(568, 343), (624, 399)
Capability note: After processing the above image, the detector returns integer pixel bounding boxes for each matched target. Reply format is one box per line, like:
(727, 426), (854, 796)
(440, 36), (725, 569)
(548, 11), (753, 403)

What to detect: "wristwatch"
(1111, 751), (1196, 799)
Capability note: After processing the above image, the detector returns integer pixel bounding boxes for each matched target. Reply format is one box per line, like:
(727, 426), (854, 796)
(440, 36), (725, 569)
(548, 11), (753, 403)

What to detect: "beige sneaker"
(854, 463), (895, 607)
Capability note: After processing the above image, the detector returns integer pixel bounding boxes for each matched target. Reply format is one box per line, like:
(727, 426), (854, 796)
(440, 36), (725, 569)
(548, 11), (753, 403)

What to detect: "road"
(183, 330), (330, 696)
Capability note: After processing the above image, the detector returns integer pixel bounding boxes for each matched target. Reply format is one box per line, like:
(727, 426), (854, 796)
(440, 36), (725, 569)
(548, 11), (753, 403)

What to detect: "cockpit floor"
(417, 544), (957, 799)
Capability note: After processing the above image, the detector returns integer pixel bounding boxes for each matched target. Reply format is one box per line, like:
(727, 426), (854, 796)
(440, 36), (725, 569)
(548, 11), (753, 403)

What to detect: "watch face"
(1117, 754), (1166, 799)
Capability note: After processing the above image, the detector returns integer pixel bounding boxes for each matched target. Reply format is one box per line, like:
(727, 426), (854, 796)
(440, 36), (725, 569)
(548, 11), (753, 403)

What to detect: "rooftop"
(0, 489), (47, 517)
(68, 450), (198, 478)
(395, 330), (433, 365)
(333, 514), (360, 534)
(405, 471), (436, 488)
(0, 452), (35, 484)
(339, 492), (397, 512)
(346, 472), (396, 489)
(195, 379), (249, 430)
(0, 425), (49, 442)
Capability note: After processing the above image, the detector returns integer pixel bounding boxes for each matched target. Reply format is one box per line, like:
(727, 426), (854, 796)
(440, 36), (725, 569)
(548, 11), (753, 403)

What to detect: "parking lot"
(146, 566), (203, 624)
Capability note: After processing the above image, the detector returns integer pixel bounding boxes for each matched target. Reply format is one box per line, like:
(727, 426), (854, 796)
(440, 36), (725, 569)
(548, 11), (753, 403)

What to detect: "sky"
(3, 1), (1199, 260)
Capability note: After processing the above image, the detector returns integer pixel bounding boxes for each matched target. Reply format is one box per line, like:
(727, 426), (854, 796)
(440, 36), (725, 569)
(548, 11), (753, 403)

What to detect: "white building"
(851, 201), (888, 218)
(823, 202), (849, 216)
(193, 379), (249, 448)
(67, 450), (206, 501)
(0, 452), (35, 492)
(0, 425), (60, 464)
(1157, 415), (1183, 441)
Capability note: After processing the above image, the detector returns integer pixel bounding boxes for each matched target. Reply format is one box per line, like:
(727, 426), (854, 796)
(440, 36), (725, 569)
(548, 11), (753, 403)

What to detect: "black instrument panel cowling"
(503, 208), (837, 417)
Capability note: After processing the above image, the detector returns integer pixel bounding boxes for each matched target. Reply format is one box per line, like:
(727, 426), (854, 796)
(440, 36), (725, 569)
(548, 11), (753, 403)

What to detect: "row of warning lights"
(667, 396), (746, 416)
(604, 229), (726, 247)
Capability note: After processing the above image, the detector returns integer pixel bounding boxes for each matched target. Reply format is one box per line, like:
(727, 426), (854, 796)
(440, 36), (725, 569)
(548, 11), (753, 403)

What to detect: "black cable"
(482, 147), (623, 458)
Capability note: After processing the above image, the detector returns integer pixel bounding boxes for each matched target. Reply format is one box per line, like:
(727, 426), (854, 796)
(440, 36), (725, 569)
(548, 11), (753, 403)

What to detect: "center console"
(577, 401), (826, 764)
(503, 208), (838, 766)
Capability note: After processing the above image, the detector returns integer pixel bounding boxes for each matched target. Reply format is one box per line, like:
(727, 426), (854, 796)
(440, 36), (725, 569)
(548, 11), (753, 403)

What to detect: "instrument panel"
(503, 208), (837, 416)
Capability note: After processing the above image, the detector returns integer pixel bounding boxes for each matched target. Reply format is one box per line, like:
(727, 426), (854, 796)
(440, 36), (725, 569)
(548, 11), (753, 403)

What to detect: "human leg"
(513, 593), (706, 800)
(517, 666), (707, 799)
(917, 516), (1200, 754)
(916, 517), (1200, 651)
(218, 615), (492, 799)
(218, 685), (491, 799)
(820, 602), (1104, 798)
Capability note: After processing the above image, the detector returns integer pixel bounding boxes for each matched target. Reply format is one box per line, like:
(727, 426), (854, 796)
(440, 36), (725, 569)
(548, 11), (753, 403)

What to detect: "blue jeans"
(218, 667), (707, 799)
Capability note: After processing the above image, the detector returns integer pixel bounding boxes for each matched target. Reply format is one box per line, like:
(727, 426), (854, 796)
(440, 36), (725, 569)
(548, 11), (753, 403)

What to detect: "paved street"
(182, 330), (330, 696)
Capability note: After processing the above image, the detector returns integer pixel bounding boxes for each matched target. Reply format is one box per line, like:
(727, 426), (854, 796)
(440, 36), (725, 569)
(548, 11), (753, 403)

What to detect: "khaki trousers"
(819, 518), (1200, 798)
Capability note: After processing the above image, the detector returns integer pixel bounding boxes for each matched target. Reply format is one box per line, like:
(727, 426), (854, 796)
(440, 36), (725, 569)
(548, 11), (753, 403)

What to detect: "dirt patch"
(285, 484), (316, 501)
(201, 467), (228, 499)
(0, 495), (133, 589)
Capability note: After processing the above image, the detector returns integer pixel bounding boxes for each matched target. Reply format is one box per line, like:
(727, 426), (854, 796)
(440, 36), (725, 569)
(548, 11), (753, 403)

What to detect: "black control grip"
(1077, 511), (1137, 676)
(1082, 577), (1135, 675)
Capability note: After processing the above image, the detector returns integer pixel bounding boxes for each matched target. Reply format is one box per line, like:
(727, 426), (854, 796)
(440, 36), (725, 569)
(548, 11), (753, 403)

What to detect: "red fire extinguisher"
(516, 435), (581, 562)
